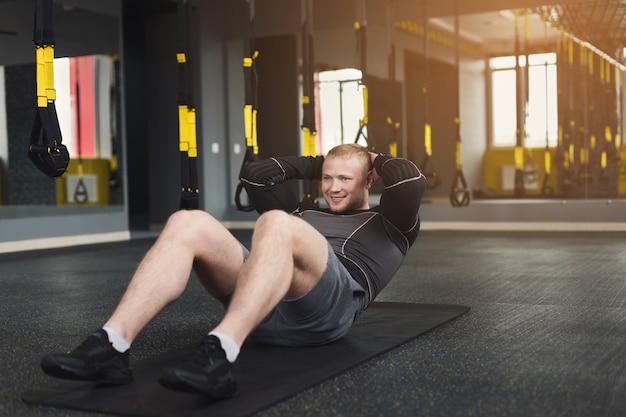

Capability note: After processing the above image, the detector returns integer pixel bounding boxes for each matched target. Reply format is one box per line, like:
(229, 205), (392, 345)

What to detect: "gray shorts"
(221, 242), (366, 347)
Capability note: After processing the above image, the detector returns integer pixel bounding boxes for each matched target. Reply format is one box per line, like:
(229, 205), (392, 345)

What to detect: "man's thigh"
(249, 242), (366, 347)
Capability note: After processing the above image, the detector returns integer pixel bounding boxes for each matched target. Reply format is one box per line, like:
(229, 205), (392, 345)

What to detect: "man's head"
(321, 144), (373, 213)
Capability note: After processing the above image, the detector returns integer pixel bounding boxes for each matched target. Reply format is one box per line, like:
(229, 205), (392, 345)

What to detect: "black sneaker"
(159, 335), (237, 398)
(40, 329), (133, 385)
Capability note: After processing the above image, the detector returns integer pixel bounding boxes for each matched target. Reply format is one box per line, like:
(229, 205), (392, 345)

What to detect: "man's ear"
(365, 170), (374, 189)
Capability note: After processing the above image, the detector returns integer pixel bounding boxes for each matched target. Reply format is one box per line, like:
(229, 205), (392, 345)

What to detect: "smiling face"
(321, 151), (372, 213)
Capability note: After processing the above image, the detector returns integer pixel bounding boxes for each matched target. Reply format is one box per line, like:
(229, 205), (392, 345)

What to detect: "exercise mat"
(23, 302), (469, 417)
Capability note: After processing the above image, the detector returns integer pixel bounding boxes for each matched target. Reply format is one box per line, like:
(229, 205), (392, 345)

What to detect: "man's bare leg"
(159, 210), (330, 396)
(211, 209), (329, 347)
(104, 210), (246, 344)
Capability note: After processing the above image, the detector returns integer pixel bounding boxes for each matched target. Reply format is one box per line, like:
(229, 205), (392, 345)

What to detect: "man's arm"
(240, 156), (324, 214)
(372, 154), (426, 233)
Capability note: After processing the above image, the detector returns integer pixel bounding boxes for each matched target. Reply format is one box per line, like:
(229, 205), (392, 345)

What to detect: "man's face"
(321, 155), (371, 213)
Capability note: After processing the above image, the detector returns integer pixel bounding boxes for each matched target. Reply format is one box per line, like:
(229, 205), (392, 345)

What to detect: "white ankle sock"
(102, 327), (131, 353)
(209, 331), (240, 363)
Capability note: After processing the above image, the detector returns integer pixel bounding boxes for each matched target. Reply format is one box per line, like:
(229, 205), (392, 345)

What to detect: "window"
(317, 68), (364, 154)
(490, 53), (558, 148)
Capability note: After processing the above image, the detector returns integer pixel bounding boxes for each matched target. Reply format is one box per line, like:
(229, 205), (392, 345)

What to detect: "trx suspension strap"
(521, 10), (538, 187)
(109, 58), (121, 191)
(598, 55), (618, 185)
(557, 33), (577, 193)
(235, 0), (259, 212)
(418, 0), (440, 190)
(513, 10), (526, 198)
(353, 0), (372, 150)
(300, 0), (318, 207)
(29, 0), (70, 178)
(577, 43), (590, 186)
(540, 18), (554, 196)
(177, 0), (199, 210)
(449, 2), (470, 207)
(620, 69), (626, 185)
(386, 0), (399, 157)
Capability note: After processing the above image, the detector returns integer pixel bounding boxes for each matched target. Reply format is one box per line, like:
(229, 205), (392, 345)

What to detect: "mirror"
(0, 0), (121, 210)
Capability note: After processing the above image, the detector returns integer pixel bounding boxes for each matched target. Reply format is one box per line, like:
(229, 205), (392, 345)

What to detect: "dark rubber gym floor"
(1, 229), (625, 417)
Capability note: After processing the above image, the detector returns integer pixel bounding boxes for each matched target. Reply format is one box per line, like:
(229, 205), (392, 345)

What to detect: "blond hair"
(326, 144), (371, 176)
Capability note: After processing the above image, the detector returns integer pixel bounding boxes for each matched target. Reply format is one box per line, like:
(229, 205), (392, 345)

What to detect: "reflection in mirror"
(0, 0), (122, 212)
(0, 54), (121, 208)
(54, 54), (121, 206)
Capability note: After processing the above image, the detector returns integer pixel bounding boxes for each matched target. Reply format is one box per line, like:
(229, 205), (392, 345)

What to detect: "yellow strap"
(186, 108), (197, 158)
(544, 149), (551, 174)
(110, 154), (118, 172)
(600, 57), (608, 84)
(178, 105), (189, 152)
(601, 151), (607, 169)
(302, 95), (310, 105)
(424, 123), (432, 156)
(580, 147), (588, 165)
(251, 109), (258, 155)
(514, 146), (524, 169)
(524, 10), (529, 40)
(590, 135), (596, 150)
(579, 43), (585, 68)
(242, 51), (259, 68)
(568, 39), (574, 66)
(36, 45), (56, 106)
(302, 128), (316, 157)
(389, 141), (397, 157)
(243, 104), (253, 148)
(455, 141), (462, 169)
(361, 86), (368, 125)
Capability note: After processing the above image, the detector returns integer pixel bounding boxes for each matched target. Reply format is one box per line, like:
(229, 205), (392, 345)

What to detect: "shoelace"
(187, 336), (222, 366)
(73, 332), (109, 355)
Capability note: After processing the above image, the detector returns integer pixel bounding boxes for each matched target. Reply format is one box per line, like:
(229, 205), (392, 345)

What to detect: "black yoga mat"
(23, 302), (469, 417)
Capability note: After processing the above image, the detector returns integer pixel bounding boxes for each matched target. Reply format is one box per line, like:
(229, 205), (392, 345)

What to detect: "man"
(40, 144), (425, 398)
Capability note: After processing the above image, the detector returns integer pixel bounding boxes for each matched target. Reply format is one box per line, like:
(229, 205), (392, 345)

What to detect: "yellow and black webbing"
(177, 0), (199, 210)
(28, 0), (70, 178)
(449, 3), (470, 207)
(235, 0), (260, 212)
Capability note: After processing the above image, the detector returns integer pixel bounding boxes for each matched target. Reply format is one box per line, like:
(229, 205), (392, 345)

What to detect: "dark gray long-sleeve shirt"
(241, 154), (425, 306)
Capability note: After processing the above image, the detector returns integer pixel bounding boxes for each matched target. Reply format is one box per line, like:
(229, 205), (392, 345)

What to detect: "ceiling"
(2, 0), (626, 61)
(429, 0), (626, 58)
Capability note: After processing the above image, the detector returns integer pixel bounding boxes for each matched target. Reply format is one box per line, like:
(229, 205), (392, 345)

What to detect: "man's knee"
(253, 210), (293, 235)
(164, 210), (219, 241)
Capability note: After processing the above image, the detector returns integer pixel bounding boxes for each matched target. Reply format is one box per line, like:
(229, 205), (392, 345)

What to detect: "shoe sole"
(41, 356), (133, 385)
(159, 371), (237, 398)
